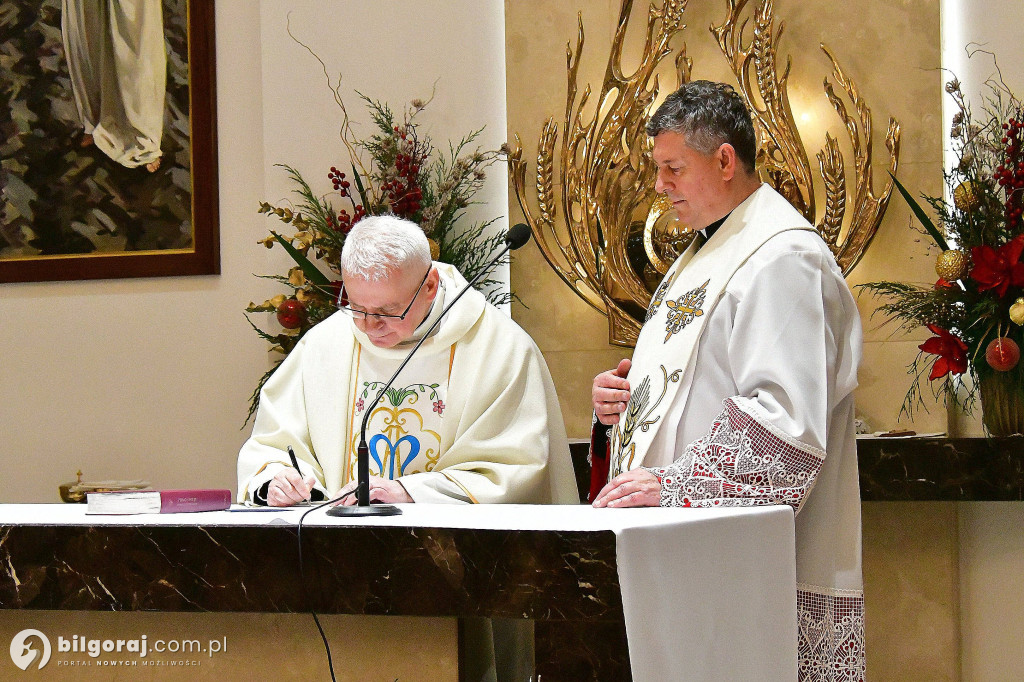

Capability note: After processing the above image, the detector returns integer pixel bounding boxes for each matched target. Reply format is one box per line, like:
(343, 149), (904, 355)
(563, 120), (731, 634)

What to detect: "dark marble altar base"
(0, 522), (630, 681)
(536, 619), (630, 681)
(858, 436), (1024, 501)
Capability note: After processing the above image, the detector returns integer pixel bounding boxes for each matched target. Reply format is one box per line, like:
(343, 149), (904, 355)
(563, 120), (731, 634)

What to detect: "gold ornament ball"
(1011, 298), (1024, 326)
(953, 181), (981, 212)
(935, 249), (969, 282)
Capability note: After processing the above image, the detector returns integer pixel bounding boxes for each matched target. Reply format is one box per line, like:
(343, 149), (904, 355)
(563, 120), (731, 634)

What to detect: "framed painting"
(0, 0), (219, 283)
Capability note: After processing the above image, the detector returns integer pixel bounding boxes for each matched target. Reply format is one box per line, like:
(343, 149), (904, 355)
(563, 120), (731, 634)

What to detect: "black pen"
(287, 446), (310, 502)
(287, 445), (302, 474)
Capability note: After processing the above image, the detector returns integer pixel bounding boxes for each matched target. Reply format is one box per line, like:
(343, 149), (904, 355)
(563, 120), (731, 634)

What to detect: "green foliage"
(269, 231), (331, 287)
(889, 172), (948, 251)
(244, 94), (510, 425)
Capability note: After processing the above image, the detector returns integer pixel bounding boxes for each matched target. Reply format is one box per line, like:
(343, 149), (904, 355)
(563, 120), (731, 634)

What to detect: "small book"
(86, 489), (232, 514)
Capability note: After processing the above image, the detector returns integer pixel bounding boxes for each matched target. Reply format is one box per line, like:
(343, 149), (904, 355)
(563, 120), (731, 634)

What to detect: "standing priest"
(238, 215), (577, 508)
(591, 81), (865, 681)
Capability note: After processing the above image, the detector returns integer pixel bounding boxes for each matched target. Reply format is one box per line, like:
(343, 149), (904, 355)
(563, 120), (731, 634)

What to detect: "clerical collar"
(699, 212), (731, 241)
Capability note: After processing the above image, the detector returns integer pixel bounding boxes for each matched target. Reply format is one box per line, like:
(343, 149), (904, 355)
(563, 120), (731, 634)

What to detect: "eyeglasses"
(337, 268), (431, 322)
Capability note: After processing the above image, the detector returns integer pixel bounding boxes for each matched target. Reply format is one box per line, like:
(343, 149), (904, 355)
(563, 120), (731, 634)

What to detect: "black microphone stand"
(327, 224), (532, 517)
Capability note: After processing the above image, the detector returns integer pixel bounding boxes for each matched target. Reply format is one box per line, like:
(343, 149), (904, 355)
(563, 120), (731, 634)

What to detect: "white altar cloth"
(0, 503), (797, 681)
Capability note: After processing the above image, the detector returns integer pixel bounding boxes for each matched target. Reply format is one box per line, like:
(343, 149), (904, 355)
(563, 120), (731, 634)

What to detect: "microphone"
(505, 222), (531, 250)
(328, 223), (533, 516)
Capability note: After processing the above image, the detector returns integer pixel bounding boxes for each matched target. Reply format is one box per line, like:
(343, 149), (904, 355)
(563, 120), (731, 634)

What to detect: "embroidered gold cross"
(664, 279), (710, 342)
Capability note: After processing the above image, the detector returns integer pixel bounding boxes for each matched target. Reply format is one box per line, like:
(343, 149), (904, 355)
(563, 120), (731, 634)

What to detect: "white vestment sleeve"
(401, 308), (576, 505)
(236, 341), (328, 504)
(727, 248), (839, 453)
(649, 397), (825, 512)
(647, 248), (844, 511)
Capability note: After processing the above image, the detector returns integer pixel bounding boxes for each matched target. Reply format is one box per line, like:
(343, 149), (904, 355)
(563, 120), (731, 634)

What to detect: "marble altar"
(0, 503), (797, 681)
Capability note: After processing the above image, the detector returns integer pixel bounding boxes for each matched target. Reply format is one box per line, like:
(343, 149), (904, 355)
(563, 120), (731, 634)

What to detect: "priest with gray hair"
(238, 215), (577, 508)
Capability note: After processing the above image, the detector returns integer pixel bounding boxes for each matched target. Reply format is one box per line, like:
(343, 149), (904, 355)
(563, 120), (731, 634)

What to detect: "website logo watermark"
(8, 628), (227, 671)
(10, 629), (51, 671)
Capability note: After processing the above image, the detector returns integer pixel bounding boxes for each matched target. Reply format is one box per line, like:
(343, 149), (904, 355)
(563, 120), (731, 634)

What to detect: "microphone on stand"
(327, 223), (533, 517)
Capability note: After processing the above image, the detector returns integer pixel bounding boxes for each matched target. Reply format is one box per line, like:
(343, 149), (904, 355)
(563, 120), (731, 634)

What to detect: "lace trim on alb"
(797, 587), (866, 682)
(646, 398), (824, 513)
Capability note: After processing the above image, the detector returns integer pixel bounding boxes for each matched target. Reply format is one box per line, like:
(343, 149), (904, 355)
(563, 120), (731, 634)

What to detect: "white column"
(943, 2), (1024, 680)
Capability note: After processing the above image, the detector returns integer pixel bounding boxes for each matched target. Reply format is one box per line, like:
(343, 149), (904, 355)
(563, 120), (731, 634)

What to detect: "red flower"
(919, 324), (969, 380)
(969, 234), (1024, 296)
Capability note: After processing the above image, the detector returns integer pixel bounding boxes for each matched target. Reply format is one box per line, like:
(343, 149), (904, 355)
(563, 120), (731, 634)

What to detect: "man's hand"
(592, 358), (632, 425)
(267, 468), (317, 507)
(592, 469), (661, 508)
(336, 475), (414, 506)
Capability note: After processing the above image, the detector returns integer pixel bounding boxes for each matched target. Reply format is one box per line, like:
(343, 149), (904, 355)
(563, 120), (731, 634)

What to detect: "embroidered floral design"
(615, 376), (651, 469)
(353, 381), (442, 481)
(362, 381), (441, 406)
(645, 269), (679, 322)
(664, 279), (710, 342)
(610, 365), (681, 477)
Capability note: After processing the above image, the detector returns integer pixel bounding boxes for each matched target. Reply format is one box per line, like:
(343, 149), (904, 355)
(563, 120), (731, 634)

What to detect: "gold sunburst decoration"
(644, 194), (696, 278)
(509, 0), (901, 346)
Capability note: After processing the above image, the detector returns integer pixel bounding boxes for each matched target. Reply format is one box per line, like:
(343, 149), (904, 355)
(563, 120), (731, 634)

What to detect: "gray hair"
(646, 80), (757, 173)
(340, 215), (431, 282)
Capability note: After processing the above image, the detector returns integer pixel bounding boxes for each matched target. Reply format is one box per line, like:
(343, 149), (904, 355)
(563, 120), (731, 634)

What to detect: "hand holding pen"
(266, 446), (318, 507)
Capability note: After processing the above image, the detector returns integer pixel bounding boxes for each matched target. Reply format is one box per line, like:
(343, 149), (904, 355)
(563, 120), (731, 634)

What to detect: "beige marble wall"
(957, 503), (1024, 681)
(862, 502), (961, 680)
(504, 0), (627, 439)
(505, 0), (945, 437)
(946, 7), (1024, 680)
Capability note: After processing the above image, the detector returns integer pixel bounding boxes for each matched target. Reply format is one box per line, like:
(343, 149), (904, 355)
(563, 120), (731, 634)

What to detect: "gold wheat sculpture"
(509, 0), (901, 346)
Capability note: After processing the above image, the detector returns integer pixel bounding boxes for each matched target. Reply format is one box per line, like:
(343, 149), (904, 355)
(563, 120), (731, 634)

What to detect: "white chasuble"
(344, 343), (454, 486)
(611, 184), (866, 682)
(238, 263), (578, 507)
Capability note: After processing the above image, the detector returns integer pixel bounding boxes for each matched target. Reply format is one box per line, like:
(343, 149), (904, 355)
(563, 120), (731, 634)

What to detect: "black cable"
(293, 489), (355, 682)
